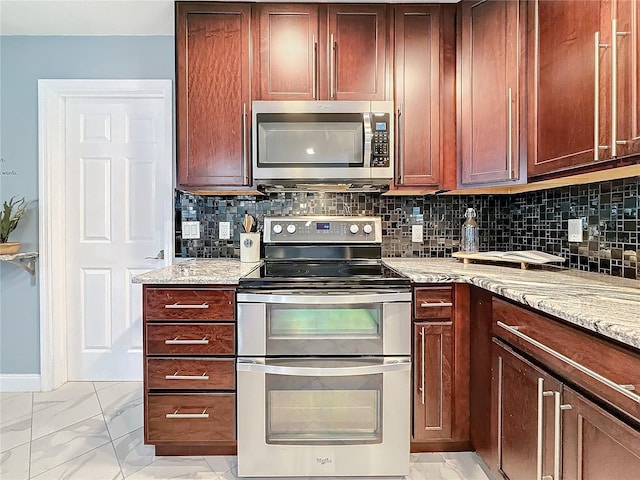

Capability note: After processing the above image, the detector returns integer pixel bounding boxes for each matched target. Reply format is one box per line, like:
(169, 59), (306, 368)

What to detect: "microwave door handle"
(363, 112), (372, 168)
(237, 359), (411, 377)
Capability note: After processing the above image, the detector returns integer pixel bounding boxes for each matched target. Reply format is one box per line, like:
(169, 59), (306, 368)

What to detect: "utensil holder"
(240, 233), (260, 262)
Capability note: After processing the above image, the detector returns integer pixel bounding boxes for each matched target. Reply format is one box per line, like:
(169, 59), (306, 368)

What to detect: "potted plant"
(0, 196), (28, 254)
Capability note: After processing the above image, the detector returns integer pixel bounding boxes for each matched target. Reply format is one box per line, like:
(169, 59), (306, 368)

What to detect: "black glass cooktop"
(239, 260), (410, 289)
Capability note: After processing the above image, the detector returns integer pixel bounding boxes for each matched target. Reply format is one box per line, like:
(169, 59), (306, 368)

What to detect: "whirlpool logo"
(316, 457), (332, 465)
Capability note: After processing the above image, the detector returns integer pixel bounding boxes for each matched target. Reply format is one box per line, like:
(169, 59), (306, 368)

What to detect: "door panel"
(66, 97), (171, 380)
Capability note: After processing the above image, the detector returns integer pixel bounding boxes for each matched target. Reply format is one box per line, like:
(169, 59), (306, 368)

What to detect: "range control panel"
(370, 113), (390, 168)
(263, 216), (382, 244)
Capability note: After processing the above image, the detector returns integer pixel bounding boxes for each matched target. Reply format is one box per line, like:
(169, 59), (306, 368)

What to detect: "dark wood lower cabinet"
(562, 388), (640, 480)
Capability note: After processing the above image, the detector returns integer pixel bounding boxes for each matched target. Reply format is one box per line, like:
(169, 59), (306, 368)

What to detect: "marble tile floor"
(1, 382), (493, 480)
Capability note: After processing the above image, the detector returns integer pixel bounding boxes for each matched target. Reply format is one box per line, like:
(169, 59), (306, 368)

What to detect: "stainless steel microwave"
(252, 100), (394, 186)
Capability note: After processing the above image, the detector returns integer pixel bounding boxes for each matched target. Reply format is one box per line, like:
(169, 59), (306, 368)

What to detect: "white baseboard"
(0, 374), (42, 392)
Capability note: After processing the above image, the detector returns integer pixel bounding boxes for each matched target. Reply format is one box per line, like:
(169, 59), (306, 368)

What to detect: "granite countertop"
(131, 259), (261, 285)
(384, 258), (640, 351)
(132, 257), (640, 351)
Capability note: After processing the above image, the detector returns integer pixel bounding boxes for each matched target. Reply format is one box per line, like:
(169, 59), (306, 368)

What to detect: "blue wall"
(0, 35), (175, 375)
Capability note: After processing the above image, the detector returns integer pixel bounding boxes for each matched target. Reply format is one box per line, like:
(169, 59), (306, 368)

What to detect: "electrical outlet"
(219, 221), (231, 240)
(181, 221), (200, 239)
(568, 218), (583, 242)
(412, 224), (423, 243)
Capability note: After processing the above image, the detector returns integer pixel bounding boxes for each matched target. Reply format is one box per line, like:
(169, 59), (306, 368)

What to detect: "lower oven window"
(268, 304), (381, 338)
(265, 359), (383, 445)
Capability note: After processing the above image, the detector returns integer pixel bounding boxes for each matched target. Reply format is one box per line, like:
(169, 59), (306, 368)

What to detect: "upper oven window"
(268, 304), (381, 339)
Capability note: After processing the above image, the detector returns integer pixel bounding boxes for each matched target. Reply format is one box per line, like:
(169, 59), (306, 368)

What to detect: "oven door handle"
(236, 291), (411, 304)
(237, 358), (411, 377)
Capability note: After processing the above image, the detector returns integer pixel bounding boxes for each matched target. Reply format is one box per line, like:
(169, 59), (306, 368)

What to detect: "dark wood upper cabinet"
(613, 0), (640, 158)
(176, 2), (251, 189)
(458, 0), (525, 187)
(254, 4), (388, 101)
(527, 0), (609, 178)
(254, 4), (319, 100)
(392, 5), (456, 190)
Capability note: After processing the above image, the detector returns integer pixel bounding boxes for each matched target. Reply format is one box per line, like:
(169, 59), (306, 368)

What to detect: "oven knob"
(349, 224), (359, 234)
(287, 224), (297, 234)
(363, 224), (373, 235)
(272, 224), (283, 234)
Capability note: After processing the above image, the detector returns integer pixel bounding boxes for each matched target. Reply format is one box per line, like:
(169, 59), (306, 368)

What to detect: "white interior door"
(64, 95), (171, 380)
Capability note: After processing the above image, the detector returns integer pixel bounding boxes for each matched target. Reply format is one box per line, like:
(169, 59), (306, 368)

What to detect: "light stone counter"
(131, 257), (640, 351)
(131, 259), (261, 285)
(383, 258), (640, 351)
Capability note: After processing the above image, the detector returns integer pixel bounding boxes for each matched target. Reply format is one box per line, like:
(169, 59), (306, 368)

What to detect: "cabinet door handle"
(312, 34), (318, 99)
(242, 102), (248, 181)
(164, 337), (209, 345)
(553, 391), (572, 480)
(165, 371), (210, 381)
(507, 87), (514, 179)
(166, 408), (209, 419)
(611, 18), (630, 156)
(497, 321), (640, 403)
(594, 31), (610, 160)
(397, 103), (403, 183)
(420, 301), (453, 308)
(330, 33), (336, 99)
(537, 378), (554, 480)
(164, 303), (209, 309)
(420, 326), (426, 405)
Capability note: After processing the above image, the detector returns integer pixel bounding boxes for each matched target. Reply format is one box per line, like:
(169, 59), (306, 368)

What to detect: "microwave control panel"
(370, 113), (390, 168)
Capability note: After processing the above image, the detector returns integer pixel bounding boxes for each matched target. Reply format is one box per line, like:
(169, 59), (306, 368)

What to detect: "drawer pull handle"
(165, 303), (209, 309)
(165, 408), (209, 419)
(497, 321), (640, 403)
(164, 337), (209, 345)
(165, 371), (210, 381)
(421, 301), (453, 308)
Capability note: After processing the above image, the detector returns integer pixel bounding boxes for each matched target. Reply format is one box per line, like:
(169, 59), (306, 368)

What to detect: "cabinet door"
(176, 2), (251, 188)
(413, 321), (453, 441)
(394, 6), (441, 187)
(562, 388), (640, 480)
(326, 5), (388, 101)
(459, 0), (523, 186)
(527, 0), (609, 177)
(492, 340), (560, 480)
(613, 0), (640, 157)
(255, 4), (319, 100)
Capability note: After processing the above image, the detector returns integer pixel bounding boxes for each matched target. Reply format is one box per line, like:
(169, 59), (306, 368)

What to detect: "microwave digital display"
(375, 122), (387, 131)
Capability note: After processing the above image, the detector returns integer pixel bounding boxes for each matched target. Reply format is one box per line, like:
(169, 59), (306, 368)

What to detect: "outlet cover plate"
(219, 221), (231, 240)
(412, 224), (423, 243)
(181, 221), (200, 239)
(568, 218), (583, 242)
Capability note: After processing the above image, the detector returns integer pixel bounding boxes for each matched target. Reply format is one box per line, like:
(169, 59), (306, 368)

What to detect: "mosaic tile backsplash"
(176, 175), (639, 280)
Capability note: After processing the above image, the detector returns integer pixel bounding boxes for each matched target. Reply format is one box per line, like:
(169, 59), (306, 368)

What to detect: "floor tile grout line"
(92, 381), (127, 480)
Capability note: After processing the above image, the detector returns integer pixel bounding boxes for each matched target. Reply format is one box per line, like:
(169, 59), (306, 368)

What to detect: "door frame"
(38, 79), (173, 391)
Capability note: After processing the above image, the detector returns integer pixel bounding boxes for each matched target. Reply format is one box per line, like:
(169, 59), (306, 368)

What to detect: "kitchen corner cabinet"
(176, 2), (251, 189)
(458, 0), (525, 187)
(392, 5), (456, 191)
(143, 286), (237, 456)
(489, 297), (640, 479)
(527, 0), (611, 177)
(254, 4), (388, 101)
(412, 285), (470, 449)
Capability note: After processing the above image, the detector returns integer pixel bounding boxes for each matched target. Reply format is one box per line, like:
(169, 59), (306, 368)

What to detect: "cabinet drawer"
(144, 288), (234, 321)
(146, 323), (235, 355)
(146, 393), (235, 443)
(414, 287), (453, 319)
(492, 297), (640, 423)
(147, 358), (235, 391)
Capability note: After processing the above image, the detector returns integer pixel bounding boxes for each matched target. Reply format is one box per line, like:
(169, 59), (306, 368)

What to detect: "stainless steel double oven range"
(236, 216), (411, 477)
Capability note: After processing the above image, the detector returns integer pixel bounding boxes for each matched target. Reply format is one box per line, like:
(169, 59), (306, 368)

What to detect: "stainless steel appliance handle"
(236, 291), (410, 304)
(497, 321), (640, 403)
(237, 359), (411, 377)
